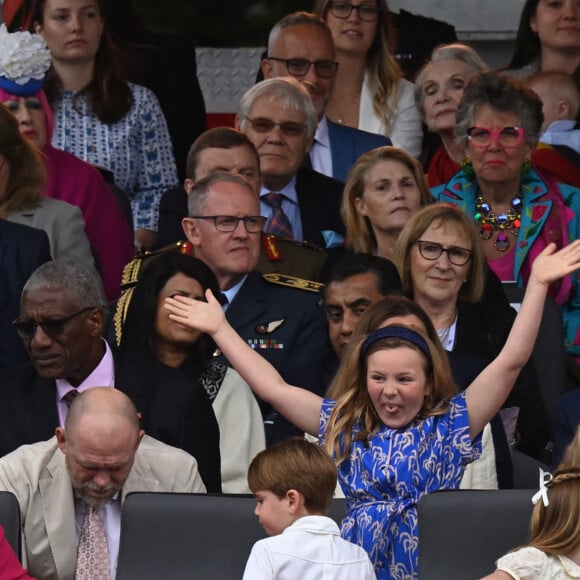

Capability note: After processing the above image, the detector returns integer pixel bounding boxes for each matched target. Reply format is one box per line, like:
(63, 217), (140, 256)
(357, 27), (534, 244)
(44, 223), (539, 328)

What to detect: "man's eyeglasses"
(191, 215), (267, 233)
(12, 307), (96, 339)
(244, 116), (307, 137)
(466, 126), (525, 149)
(267, 57), (339, 79)
(327, 1), (379, 21)
(415, 241), (473, 266)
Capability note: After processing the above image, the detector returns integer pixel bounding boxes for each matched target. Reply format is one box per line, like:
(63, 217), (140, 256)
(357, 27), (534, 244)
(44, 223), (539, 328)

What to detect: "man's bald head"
(57, 388), (144, 506)
(64, 387), (140, 436)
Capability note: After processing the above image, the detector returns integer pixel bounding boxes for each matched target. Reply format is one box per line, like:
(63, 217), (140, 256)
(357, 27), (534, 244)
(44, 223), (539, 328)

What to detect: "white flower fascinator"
(0, 24), (51, 96)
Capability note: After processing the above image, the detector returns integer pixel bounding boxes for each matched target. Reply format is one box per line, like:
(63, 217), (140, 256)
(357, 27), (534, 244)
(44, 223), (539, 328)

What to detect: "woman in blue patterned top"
(32, 0), (178, 250)
(164, 241), (580, 579)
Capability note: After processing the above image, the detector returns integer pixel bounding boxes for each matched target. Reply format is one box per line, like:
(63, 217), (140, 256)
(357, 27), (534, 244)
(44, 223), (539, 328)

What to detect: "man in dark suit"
(262, 12), (391, 183)
(0, 259), (221, 491)
(236, 77), (345, 249)
(181, 172), (333, 444)
(0, 219), (51, 370)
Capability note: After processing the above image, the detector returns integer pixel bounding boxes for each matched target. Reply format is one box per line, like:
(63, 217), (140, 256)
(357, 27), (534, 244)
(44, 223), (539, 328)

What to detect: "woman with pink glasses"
(432, 72), (580, 359)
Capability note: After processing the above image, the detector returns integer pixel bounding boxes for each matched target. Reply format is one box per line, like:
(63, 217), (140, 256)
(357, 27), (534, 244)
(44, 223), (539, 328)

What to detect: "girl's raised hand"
(164, 289), (225, 335)
(530, 240), (580, 286)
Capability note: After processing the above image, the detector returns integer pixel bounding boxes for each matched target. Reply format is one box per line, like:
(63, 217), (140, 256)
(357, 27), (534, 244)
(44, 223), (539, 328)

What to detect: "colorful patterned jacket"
(432, 167), (580, 356)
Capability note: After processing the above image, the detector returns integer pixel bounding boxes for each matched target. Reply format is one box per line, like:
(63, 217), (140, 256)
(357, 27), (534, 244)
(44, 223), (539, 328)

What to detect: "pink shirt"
(487, 247), (517, 283)
(55, 340), (115, 426)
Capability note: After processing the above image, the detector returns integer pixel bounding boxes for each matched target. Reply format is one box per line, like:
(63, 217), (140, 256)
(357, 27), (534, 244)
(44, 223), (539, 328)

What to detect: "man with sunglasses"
(182, 172), (333, 445)
(0, 259), (222, 492)
(262, 11), (391, 183)
(237, 77), (345, 249)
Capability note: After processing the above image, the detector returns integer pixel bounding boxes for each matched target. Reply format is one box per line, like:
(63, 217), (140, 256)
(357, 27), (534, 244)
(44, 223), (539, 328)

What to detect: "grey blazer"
(8, 197), (96, 274)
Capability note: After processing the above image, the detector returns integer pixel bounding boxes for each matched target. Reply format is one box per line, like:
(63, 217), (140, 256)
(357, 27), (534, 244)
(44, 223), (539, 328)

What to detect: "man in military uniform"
(182, 172), (333, 444)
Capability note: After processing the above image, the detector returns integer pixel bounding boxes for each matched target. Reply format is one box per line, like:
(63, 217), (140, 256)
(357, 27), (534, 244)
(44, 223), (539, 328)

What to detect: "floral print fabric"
(51, 83), (178, 231)
(318, 392), (481, 579)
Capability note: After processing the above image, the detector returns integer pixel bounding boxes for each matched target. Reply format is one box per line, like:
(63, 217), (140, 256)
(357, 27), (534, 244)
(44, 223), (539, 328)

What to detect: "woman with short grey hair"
(432, 71), (580, 361)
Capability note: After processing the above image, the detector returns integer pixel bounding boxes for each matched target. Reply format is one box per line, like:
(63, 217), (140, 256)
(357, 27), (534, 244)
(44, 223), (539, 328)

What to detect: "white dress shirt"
(242, 515), (376, 580)
(309, 116), (333, 178)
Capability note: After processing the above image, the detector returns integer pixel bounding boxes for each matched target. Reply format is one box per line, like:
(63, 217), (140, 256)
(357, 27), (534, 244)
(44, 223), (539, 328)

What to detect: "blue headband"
(0, 76), (43, 97)
(361, 326), (431, 360)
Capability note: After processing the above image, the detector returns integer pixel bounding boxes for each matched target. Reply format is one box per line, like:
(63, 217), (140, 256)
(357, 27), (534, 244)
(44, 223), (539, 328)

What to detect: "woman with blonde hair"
(341, 146), (431, 260)
(394, 203), (549, 459)
(312, 0), (422, 157)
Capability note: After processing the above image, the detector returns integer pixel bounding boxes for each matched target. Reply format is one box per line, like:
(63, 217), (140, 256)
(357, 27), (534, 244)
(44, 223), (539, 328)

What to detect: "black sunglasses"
(12, 307), (96, 339)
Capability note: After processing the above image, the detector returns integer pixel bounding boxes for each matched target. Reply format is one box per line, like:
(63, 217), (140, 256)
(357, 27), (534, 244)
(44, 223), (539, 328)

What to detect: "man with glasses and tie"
(262, 11), (391, 183)
(182, 172), (333, 444)
(236, 77), (345, 249)
(0, 259), (222, 492)
(0, 388), (205, 580)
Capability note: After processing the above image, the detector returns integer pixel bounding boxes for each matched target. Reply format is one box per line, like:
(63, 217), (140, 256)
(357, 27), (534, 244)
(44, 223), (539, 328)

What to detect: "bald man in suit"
(0, 388), (205, 580)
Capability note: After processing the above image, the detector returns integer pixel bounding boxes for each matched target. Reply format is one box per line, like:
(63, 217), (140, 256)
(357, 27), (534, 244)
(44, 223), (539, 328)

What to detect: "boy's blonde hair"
(247, 438), (337, 514)
(528, 71), (580, 121)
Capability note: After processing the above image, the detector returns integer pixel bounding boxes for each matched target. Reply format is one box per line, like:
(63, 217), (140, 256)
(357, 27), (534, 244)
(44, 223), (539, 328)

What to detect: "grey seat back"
(418, 489), (534, 580)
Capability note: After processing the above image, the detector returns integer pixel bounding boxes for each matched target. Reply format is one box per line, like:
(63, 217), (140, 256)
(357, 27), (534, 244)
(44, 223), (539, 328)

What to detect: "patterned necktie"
(262, 192), (294, 239)
(75, 505), (111, 580)
(62, 389), (79, 408)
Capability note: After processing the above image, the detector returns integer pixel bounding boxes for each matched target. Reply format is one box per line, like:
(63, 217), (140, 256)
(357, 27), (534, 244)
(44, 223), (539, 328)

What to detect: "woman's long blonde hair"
(341, 146), (431, 254)
(313, 0), (402, 132)
(323, 296), (458, 465)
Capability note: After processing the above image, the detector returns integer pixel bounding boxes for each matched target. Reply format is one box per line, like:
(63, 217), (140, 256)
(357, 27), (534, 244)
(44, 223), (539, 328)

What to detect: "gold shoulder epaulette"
(262, 272), (324, 293)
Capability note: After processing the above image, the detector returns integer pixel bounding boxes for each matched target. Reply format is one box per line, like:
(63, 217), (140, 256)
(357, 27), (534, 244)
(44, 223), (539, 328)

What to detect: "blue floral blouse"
(51, 83), (178, 231)
(319, 392), (481, 580)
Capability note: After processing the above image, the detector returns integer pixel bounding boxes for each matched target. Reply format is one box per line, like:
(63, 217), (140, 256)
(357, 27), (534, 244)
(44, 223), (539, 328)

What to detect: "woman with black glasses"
(394, 203), (549, 463)
(432, 71), (580, 362)
(312, 0), (422, 157)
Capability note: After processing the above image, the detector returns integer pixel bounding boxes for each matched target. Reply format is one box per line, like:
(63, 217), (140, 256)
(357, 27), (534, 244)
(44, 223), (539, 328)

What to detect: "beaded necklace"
(474, 193), (523, 252)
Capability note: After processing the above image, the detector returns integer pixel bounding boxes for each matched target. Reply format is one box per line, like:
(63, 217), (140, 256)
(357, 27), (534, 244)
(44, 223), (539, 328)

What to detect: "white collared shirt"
(259, 177), (303, 241)
(309, 115), (333, 178)
(242, 515), (376, 579)
(75, 495), (121, 579)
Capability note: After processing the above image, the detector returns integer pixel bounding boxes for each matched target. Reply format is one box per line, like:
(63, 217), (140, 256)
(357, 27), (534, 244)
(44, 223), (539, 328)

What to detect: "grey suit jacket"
(0, 435), (206, 580)
(8, 197), (96, 275)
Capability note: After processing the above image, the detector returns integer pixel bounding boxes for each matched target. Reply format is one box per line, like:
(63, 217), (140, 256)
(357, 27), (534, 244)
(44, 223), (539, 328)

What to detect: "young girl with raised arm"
(165, 241), (580, 580)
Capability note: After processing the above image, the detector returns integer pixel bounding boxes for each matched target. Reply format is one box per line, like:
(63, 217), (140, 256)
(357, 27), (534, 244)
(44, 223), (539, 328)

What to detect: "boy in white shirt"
(242, 437), (376, 580)
(528, 71), (580, 154)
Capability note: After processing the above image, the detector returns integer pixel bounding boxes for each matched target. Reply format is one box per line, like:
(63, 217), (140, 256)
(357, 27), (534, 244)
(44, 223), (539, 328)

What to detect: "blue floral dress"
(318, 392), (481, 580)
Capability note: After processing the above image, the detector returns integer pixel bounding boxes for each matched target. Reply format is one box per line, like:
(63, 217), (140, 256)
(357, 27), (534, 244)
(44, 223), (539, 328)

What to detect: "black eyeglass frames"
(190, 215), (267, 233)
(267, 57), (338, 78)
(415, 241), (473, 266)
